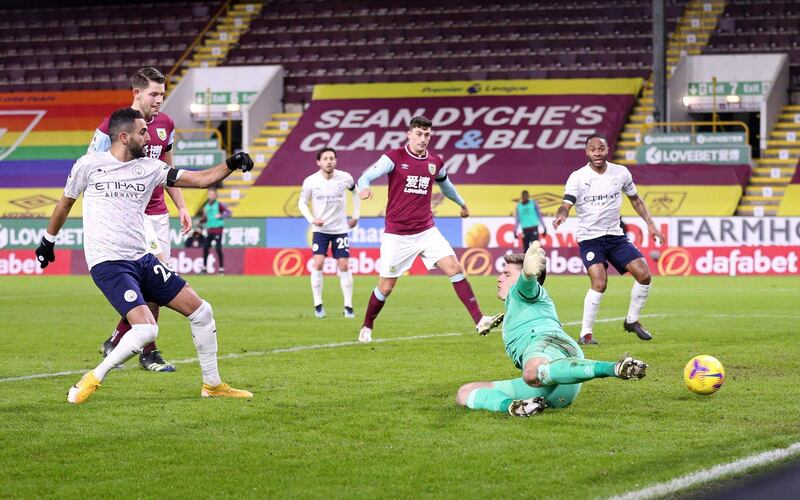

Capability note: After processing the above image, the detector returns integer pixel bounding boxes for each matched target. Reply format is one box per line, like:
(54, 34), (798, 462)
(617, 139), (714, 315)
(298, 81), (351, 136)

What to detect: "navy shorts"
(578, 235), (643, 274)
(312, 232), (350, 259)
(90, 254), (187, 317)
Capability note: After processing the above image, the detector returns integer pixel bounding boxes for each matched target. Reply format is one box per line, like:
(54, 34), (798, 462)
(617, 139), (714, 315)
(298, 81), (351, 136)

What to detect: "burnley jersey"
(88, 111), (175, 216)
(380, 145), (446, 235)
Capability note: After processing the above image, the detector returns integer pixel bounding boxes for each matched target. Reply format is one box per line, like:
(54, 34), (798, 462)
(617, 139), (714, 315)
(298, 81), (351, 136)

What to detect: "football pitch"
(1, 274), (799, 498)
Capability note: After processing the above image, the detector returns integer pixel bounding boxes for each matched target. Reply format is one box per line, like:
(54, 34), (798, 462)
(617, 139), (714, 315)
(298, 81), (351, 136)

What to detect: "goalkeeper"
(455, 242), (648, 417)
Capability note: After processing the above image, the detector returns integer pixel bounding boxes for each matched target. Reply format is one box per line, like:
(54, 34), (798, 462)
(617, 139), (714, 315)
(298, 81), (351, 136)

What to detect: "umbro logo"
(400, 163), (409, 169)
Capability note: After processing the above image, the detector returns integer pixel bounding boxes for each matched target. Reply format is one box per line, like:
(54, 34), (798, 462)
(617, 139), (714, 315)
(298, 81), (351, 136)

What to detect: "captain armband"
(166, 168), (184, 187)
(563, 194), (577, 205)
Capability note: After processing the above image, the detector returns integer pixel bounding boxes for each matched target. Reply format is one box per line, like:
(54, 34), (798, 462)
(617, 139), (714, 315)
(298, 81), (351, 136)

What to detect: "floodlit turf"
(1, 274), (798, 498)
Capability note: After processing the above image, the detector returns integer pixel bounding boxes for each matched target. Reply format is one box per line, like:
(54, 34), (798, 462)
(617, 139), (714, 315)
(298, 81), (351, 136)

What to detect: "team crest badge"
(156, 128), (167, 141)
(428, 163), (436, 175)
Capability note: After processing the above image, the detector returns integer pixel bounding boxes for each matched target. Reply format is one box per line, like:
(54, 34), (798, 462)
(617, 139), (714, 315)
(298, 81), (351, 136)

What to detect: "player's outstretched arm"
(552, 202), (572, 230)
(357, 155), (395, 201)
(36, 195), (77, 269)
(171, 153), (253, 189)
(523, 241), (546, 280)
(629, 195), (665, 244)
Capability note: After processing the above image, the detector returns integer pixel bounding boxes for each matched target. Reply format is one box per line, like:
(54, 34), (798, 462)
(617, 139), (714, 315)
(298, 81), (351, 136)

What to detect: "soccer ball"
(683, 355), (725, 395)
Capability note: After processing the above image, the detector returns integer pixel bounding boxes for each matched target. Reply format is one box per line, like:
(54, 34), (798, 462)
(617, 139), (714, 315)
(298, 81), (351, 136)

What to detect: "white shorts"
(144, 212), (171, 259)
(379, 227), (456, 277)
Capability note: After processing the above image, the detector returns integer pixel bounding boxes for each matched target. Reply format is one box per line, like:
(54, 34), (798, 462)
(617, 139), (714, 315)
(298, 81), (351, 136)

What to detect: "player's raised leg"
(69, 304), (158, 404)
(525, 354), (647, 387)
(166, 284), (253, 398)
(623, 257), (654, 340)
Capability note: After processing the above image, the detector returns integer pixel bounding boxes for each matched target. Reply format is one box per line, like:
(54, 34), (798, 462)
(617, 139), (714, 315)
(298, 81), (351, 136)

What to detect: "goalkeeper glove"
(226, 152), (254, 172)
(523, 240), (546, 281)
(35, 236), (56, 269)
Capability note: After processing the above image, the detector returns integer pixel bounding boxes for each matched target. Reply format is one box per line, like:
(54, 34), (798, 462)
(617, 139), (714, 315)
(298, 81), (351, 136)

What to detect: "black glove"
(36, 236), (56, 269)
(226, 152), (254, 172)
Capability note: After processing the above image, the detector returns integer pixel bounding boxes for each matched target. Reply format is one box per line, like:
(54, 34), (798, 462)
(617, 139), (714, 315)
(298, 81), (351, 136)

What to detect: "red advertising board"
(0, 250), (72, 275)
(14, 246), (799, 277)
(651, 246), (799, 276)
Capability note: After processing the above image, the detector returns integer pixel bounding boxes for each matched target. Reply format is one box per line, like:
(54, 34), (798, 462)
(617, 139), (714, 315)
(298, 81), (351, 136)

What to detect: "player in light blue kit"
(455, 242), (648, 417)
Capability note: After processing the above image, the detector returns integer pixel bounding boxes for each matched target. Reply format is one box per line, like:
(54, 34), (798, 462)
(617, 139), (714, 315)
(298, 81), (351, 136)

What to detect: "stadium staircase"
(216, 111), (302, 208)
(614, 0), (725, 165)
(170, 2), (262, 89)
(736, 105), (800, 216)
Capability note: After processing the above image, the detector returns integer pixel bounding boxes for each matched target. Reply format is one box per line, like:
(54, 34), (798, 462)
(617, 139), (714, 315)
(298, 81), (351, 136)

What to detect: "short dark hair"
(409, 115), (432, 130)
(503, 253), (546, 285)
(130, 67), (165, 90)
(521, 190), (529, 196)
(503, 254), (524, 266)
(586, 133), (608, 145)
(108, 107), (144, 143)
(317, 147), (337, 160)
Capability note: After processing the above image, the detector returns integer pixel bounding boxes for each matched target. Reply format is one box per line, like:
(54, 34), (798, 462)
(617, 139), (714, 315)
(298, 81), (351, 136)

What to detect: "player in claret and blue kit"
(355, 115), (501, 343)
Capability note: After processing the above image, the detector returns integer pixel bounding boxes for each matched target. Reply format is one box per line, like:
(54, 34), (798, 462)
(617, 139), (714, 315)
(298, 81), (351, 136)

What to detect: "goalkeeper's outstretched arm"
(517, 241), (547, 299)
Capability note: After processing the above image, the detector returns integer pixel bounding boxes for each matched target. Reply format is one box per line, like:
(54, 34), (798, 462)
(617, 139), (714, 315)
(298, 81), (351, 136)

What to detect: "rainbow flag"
(0, 91), (129, 216)
(0, 90), (129, 188)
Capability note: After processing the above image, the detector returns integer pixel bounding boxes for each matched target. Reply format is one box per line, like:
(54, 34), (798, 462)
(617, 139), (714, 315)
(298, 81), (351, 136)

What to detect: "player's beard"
(128, 141), (147, 159)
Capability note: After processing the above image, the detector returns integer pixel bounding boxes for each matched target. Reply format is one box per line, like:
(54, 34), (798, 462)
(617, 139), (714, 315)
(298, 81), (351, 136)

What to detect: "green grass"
(1, 275), (798, 498)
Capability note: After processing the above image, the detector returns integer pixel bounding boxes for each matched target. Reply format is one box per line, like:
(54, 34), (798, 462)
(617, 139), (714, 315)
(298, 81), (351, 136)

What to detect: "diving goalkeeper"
(455, 241), (648, 417)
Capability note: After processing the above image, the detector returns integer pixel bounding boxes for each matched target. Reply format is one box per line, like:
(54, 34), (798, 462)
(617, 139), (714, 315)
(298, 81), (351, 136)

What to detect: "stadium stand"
(0, 1), (223, 92)
(704, 0), (800, 92)
(700, 0), (800, 215)
(223, 0), (687, 104)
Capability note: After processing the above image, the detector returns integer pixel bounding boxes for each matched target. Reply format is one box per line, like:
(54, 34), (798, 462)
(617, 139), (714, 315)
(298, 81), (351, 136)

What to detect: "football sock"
(363, 288), (386, 329)
(94, 324), (158, 381)
(141, 304), (160, 355)
(109, 318), (132, 346)
(466, 388), (514, 413)
(310, 269), (323, 307)
(450, 273), (483, 323)
(581, 289), (604, 335)
(338, 270), (353, 308)
(536, 358), (616, 385)
(188, 300), (221, 387)
(626, 282), (651, 323)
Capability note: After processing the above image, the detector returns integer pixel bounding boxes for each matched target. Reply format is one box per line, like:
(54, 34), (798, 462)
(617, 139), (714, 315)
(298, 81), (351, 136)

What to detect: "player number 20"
(153, 264), (172, 282)
(335, 236), (349, 250)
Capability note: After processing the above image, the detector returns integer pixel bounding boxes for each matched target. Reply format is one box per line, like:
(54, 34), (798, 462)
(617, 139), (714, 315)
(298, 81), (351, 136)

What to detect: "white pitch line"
(611, 442), (800, 500)
(0, 314), (655, 383)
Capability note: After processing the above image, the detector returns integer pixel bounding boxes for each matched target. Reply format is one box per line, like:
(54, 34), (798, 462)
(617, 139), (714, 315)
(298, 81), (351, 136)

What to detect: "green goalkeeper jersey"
(502, 273), (564, 365)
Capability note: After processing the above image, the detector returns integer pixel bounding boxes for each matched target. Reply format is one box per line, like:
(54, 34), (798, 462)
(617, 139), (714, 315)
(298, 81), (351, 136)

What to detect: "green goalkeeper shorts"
(518, 330), (584, 368)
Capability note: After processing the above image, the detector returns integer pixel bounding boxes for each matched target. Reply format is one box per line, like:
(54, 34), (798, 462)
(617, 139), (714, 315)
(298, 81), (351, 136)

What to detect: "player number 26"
(153, 264), (173, 282)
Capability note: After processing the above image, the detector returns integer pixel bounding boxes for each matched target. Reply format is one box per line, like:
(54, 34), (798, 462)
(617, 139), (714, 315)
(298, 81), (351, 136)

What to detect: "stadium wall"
(3, 216), (798, 277)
